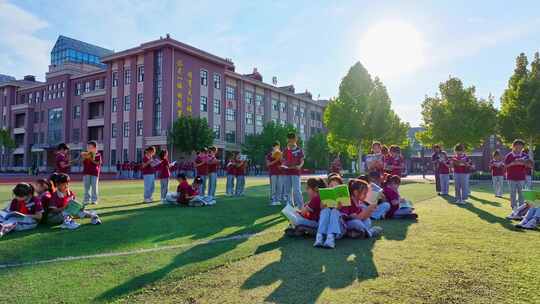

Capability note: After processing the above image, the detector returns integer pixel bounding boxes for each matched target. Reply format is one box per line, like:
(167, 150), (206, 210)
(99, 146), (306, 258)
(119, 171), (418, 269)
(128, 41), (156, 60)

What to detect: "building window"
(213, 73), (221, 89)
(73, 105), (81, 119)
(33, 112), (39, 124)
(256, 115), (263, 126)
(123, 122), (130, 137)
(136, 120), (143, 136)
(75, 83), (82, 96)
(137, 93), (143, 109)
(61, 91), (65, 98)
(112, 71), (118, 87)
(225, 131), (236, 143)
(213, 99), (220, 114)
(61, 81), (65, 88)
(280, 102), (286, 113)
(123, 148), (128, 162)
(213, 125), (220, 139)
(256, 94), (263, 107)
(272, 98), (279, 111)
(111, 123), (117, 138)
(300, 107), (305, 118)
(137, 65), (144, 82)
(200, 96), (208, 112)
(94, 79), (101, 90)
(153, 50), (163, 135)
(47, 108), (63, 145)
(124, 69), (131, 85)
(124, 95), (131, 111)
(40, 111), (44, 122)
(84, 81), (91, 93)
(72, 128), (80, 143)
(226, 86), (235, 101)
(245, 91), (254, 106)
(246, 112), (253, 125)
(136, 148), (142, 163)
(200, 69), (208, 87)
(226, 108), (235, 121)
(110, 149), (117, 166)
(112, 97), (118, 112)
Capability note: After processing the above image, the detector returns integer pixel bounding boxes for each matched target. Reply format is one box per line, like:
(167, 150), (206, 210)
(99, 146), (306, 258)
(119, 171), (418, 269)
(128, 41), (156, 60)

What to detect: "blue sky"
(1, 0), (540, 126)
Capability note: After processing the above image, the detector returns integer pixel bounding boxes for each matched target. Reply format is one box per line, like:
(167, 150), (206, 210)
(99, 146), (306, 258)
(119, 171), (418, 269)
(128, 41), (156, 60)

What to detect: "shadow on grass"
(241, 219), (415, 304)
(468, 195), (502, 207)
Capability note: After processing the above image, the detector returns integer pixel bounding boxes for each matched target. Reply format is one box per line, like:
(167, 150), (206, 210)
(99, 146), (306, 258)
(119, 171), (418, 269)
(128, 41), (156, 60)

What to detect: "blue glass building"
(50, 35), (114, 68)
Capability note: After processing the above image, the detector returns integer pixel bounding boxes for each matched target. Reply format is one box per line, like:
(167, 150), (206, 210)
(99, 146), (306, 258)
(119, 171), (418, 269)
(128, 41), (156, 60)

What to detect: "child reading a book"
(81, 140), (102, 205)
(506, 140), (533, 219)
(367, 172), (391, 220)
(283, 177), (325, 238)
(490, 150), (505, 198)
(382, 175), (418, 219)
(207, 147), (220, 200)
(386, 145), (404, 177)
(225, 154), (236, 196)
(141, 146), (156, 203)
(157, 149), (171, 204)
(327, 173), (343, 188)
(366, 142), (384, 175)
(35, 179), (52, 223)
(267, 142), (283, 206)
(339, 179), (383, 239)
(452, 143), (473, 204)
(0, 183), (44, 237)
(47, 173), (101, 229)
(515, 190), (540, 229)
(167, 175), (215, 206)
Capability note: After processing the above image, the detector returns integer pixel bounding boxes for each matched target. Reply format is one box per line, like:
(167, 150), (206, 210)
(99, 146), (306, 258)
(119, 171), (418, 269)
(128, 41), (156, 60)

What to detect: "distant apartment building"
(0, 35), (327, 171)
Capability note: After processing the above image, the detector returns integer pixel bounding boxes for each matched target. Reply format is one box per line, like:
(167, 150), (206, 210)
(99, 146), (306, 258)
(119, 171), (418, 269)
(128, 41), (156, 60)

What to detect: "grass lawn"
(0, 177), (538, 304)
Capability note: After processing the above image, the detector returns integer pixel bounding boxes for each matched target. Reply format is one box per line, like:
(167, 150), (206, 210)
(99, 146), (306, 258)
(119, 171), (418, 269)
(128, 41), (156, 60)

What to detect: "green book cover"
(64, 200), (83, 216)
(523, 190), (540, 208)
(319, 185), (350, 208)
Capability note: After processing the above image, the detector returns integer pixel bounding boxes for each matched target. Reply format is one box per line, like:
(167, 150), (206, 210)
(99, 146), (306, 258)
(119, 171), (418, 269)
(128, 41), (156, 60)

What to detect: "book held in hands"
(319, 185), (351, 208)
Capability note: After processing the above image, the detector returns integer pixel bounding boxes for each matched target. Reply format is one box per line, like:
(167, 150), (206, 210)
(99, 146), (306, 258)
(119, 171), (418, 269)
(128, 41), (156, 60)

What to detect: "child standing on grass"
(386, 145), (404, 177)
(47, 173), (101, 229)
(157, 150), (171, 204)
(490, 150), (505, 198)
(523, 147), (533, 190)
(451, 143), (472, 204)
(267, 142), (283, 206)
(141, 146), (156, 203)
(339, 179), (383, 239)
(225, 154), (236, 196)
(207, 147), (219, 200)
(0, 183), (44, 237)
(235, 153), (247, 196)
(81, 140), (102, 205)
(194, 149), (209, 195)
(505, 139), (533, 219)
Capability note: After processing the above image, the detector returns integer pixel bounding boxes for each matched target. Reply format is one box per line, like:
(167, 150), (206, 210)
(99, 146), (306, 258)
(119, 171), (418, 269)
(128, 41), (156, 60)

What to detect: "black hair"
(454, 143), (465, 152)
(49, 173), (61, 187)
(287, 132), (296, 139)
(348, 178), (369, 196)
(13, 183), (34, 197)
(56, 173), (70, 185)
(272, 141), (280, 147)
(87, 140), (97, 147)
(356, 174), (369, 183)
(306, 177), (327, 190)
(193, 176), (203, 184)
(159, 149), (168, 159)
(57, 143), (69, 151)
(36, 179), (52, 192)
(178, 173), (187, 180)
(368, 171), (382, 181)
(327, 173), (343, 185)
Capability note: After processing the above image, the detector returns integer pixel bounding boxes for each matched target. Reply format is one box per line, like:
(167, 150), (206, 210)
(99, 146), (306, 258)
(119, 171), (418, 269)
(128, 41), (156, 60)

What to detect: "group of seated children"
(0, 173), (102, 237)
(164, 173), (216, 207)
(284, 172), (417, 249)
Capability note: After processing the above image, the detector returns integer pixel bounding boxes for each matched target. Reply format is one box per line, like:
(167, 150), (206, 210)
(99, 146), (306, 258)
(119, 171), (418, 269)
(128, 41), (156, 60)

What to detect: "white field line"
(0, 230), (278, 269)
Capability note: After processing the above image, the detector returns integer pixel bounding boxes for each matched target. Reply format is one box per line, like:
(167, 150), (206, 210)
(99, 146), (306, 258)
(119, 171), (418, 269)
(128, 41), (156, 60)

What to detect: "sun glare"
(359, 20), (427, 80)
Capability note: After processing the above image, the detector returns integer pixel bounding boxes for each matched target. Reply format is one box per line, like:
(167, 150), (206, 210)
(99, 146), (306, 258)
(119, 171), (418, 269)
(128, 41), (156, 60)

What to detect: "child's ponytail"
(306, 177), (327, 191)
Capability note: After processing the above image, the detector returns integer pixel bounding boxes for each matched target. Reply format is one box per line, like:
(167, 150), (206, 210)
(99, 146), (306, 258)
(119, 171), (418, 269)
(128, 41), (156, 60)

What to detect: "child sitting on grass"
(366, 172), (391, 220)
(47, 173), (101, 229)
(382, 175), (418, 219)
(35, 179), (52, 223)
(516, 203), (539, 229)
(283, 177), (325, 238)
(0, 183), (44, 237)
(311, 177), (346, 249)
(166, 174), (215, 206)
(339, 179), (383, 239)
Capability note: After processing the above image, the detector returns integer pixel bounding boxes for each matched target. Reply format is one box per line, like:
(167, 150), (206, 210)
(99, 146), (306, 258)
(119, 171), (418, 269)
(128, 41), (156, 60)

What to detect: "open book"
(0, 210), (26, 220)
(523, 190), (540, 208)
(319, 185), (350, 208)
(64, 200), (83, 216)
(150, 159), (162, 167)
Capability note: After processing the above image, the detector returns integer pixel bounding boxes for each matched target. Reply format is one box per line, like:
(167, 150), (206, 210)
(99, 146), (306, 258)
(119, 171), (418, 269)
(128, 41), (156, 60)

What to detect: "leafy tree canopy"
(168, 116), (214, 153)
(242, 122), (299, 167)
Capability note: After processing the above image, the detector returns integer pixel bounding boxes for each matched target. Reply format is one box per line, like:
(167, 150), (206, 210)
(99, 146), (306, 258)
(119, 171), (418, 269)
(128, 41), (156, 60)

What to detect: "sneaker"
(323, 234), (336, 249)
(91, 216), (102, 225)
(270, 201), (281, 206)
(82, 201), (90, 206)
(369, 226), (383, 238)
(313, 233), (325, 247)
(60, 220), (80, 230)
(506, 208), (524, 220)
(144, 198), (153, 203)
(206, 200), (217, 206)
(518, 217), (539, 229)
(346, 229), (366, 239)
(90, 201), (98, 205)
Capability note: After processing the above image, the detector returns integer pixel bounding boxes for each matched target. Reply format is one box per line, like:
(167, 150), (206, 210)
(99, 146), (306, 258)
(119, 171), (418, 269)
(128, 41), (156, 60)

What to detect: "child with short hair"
(339, 179), (383, 239)
(170, 175), (215, 206)
(35, 179), (52, 223)
(225, 154), (236, 196)
(383, 175), (418, 219)
(284, 177), (325, 239)
(523, 147), (533, 190)
(451, 143), (472, 204)
(207, 147), (219, 200)
(47, 173), (101, 229)
(157, 149), (171, 204)
(194, 149), (209, 195)
(0, 183), (44, 237)
(437, 151), (451, 196)
(506, 139), (533, 219)
(386, 145), (404, 177)
(141, 146), (156, 203)
(490, 150), (505, 198)
(81, 140), (102, 205)
(366, 141), (384, 175)
(367, 172), (391, 220)
(267, 142), (283, 206)
(234, 153), (247, 196)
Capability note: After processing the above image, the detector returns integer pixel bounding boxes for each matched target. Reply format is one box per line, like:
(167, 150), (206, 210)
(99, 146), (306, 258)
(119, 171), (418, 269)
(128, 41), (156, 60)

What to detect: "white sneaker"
(521, 217), (539, 229)
(60, 220), (80, 230)
(323, 234), (336, 249)
(369, 226), (383, 238)
(270, 201), (281, 206)
(206, 200), (216, 206)
(506, 209), (523, 220)
(144, 198), (153, 203)
(91, 216), (102, 225)
(313, 233), (324, 247)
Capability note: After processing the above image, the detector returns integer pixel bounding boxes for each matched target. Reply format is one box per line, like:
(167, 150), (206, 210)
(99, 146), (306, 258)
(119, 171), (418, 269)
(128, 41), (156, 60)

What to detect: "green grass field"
(0, 177), (538, 304)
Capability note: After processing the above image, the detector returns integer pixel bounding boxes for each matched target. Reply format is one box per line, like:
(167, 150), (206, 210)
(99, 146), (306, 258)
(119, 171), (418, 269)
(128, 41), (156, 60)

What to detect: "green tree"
(168, 116), (214, 153)
(0, 129), (15, 149)
(324, 62), (409, 171)
(417, 77), (497, 149)
(304, 132), (330, 170)
(242, 122), (299, 167)
(498, 52), (540, 149)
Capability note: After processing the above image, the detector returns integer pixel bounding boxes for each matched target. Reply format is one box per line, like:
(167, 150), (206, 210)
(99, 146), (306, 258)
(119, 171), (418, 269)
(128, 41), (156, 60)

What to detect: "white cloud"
(0, 0), (53, 79)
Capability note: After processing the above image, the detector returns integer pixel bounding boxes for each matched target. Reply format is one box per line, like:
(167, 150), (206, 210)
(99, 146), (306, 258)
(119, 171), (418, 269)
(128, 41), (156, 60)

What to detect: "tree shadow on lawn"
(0, 184), (281, 264)
(241, 219), (415, 304)
(95, 215), (285, 302)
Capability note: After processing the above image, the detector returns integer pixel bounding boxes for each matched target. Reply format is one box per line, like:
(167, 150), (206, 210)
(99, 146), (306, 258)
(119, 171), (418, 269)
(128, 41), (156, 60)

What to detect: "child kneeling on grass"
(339, 179), (383, 239)
(47, 173), (101, 229)
(165, 174), (215, 206)
(0, 183), (44, 237)
(382, 175), (418, 220)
